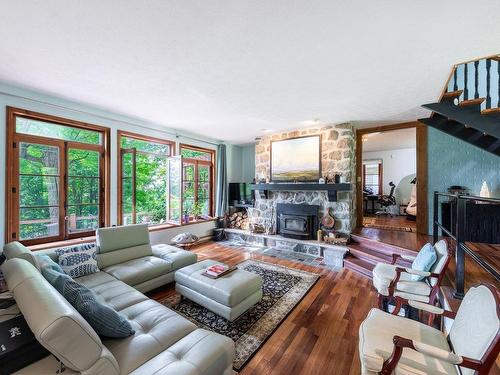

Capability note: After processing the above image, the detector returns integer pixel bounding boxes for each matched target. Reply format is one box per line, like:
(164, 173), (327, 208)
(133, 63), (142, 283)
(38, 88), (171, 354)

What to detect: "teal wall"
(427, 127), (500, 233)
(241, 144), (255, 182)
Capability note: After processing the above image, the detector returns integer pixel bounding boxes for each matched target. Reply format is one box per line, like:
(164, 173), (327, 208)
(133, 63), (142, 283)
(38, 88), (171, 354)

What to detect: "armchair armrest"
(407, 300), (456, 318)
(381, 336), (482, 373)
(391, 253), (416, 265)
(394, 266), (441, 279)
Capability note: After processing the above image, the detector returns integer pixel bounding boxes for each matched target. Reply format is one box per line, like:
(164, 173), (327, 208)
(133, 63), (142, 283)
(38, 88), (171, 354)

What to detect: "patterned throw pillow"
(55, 243), (99, 278)
(39, 258), (135, 338)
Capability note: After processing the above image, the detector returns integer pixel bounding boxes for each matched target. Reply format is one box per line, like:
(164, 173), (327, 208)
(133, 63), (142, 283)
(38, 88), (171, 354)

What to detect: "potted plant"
(190, 202), (203, 220)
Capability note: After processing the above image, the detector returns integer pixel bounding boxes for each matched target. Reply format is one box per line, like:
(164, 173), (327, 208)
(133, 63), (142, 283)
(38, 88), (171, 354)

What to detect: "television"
(229, 183), (254, 206)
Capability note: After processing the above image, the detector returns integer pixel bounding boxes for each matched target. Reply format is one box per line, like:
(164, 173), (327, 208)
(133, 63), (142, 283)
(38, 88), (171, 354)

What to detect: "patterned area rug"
(160, 260), (319, 371)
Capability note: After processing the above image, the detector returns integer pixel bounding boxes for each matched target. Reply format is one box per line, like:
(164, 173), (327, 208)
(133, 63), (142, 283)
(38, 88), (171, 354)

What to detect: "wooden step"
(350, 233), (418, 256)
(344, 256), (374, 279)
(481, 107), (500, 115)
(348, 244), (392, 265)
(442, 90), (463, 99)
(459, 97), (485, 107)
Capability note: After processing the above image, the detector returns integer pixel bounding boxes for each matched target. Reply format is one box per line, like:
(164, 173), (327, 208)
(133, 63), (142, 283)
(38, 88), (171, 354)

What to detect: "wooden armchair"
(372, 239), (452, 316)
(359, 283), (500, 375)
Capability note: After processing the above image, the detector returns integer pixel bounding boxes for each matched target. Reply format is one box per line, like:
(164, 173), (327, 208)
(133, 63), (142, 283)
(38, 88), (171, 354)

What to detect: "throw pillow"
(171, 232), (199, 244)
(55, 243), (99, 278)
(39, 262), (134, 338)
(410, 243), (437, 281)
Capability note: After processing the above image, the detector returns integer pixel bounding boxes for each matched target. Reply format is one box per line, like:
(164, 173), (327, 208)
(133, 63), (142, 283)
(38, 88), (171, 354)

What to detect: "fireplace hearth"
(276, 203), (319, 240)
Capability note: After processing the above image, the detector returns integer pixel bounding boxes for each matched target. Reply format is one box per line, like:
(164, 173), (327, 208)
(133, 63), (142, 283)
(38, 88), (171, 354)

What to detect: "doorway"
(355, 122), (428, 234)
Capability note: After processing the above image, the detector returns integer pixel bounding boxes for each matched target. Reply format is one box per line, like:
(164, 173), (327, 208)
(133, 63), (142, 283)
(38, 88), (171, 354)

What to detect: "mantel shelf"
(250, 183), (352, 202)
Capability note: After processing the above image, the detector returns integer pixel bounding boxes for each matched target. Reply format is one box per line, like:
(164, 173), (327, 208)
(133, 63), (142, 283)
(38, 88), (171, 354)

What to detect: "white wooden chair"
(372, 239), (451, 316)
(359, 283), (500, 375)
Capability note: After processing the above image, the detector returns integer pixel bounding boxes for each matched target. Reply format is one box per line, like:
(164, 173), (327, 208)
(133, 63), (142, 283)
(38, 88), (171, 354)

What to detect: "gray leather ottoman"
(175, 259), (263, 321)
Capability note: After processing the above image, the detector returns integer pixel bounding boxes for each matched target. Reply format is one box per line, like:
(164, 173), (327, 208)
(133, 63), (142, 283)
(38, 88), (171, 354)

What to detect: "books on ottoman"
(202, 263), (236, 279)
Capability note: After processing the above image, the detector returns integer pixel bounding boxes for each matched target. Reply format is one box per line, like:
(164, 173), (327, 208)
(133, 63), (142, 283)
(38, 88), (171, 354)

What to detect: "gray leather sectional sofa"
(1, 224), (235, 375)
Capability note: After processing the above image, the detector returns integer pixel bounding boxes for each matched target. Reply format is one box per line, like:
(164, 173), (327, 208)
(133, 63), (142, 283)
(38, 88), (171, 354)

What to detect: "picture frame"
(270, 135), (321, 182)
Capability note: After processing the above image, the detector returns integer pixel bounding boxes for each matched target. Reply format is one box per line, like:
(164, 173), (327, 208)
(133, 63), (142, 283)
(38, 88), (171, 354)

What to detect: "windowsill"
(28, 218), (217, 250)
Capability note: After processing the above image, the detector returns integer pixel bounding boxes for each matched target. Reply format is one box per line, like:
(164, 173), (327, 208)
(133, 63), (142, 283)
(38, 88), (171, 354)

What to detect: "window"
(363, 160), (382, 195)
(180, 144), (215, 218)
(6, 107), (110, 245)
(118, 131), (174, 226)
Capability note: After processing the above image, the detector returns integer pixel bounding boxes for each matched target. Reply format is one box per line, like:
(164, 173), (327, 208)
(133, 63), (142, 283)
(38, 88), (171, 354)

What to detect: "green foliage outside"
(17, 119), (102, 240)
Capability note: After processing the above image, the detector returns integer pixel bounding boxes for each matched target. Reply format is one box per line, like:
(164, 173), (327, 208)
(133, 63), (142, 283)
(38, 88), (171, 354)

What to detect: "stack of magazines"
(202, 264), (235, 279)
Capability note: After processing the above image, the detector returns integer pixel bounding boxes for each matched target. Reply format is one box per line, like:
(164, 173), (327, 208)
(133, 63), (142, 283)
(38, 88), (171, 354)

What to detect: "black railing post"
(486, 59), (491, 109)
(453, 68), (458, 92)
(433, 191), (439, 244)
(453, 197), (466, 299)
(474, 60), (479, 99)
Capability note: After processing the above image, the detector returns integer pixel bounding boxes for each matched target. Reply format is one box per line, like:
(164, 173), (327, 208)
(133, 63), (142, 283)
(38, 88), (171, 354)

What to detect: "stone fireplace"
(253, 123), (356, 233)
(276, 203), (319, 240)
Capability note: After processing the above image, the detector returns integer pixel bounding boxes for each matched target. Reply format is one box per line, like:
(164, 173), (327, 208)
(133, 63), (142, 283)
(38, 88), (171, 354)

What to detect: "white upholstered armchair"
(372, 239), (451, 316)
(359, 283), (500, 375)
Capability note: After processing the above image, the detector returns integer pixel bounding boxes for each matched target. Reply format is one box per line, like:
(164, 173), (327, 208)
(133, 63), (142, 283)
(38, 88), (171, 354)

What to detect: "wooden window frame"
(362, 160), (383, 195)
(179, 144), (215, 218)
(117, 130), (175, 226)
(6, 107), (111, 246)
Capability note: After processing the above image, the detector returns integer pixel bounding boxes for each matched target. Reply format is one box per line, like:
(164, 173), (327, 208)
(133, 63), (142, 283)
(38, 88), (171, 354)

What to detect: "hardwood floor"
(149, 241), (377, 375)
(363, 214), (417, 232)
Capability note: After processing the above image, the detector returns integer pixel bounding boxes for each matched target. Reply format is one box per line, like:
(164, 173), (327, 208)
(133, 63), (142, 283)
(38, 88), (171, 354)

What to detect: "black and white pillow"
(55, 243), (99, 278)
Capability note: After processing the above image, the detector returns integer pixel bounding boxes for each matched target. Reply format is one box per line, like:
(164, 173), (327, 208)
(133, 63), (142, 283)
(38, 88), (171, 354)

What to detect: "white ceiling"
(0, 1), (499, 144)
(362, 128), (416, 152)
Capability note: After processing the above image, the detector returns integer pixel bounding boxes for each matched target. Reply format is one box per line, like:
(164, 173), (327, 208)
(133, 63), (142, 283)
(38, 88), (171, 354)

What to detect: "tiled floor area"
(219, 239), (335, 269)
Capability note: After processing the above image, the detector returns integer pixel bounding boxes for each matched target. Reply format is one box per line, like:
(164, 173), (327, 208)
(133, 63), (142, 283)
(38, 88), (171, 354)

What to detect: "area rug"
(159, 260), (319, 371)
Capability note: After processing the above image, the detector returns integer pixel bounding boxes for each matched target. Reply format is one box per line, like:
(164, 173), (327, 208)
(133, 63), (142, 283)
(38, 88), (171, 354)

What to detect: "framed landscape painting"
(270, 135), (321, 182)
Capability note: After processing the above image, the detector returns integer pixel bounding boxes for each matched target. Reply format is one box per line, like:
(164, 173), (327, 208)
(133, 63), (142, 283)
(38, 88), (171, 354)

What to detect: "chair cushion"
(128, 329), (234, 375)
(449, 285), (500, 375)
(372, 263), (431, 298)
(429, 240), (449, 286)
(39, 258), (135, 338)
(56, 244), (99, 278)
(103, 299), (198, 374)
(411, 243), (437, 281)
(103, 256), (172, 286)
(76, 273), (149, 312)
(96, 224), (152, 268)
(152, 244), (197, 271)
(359, 308), (457, 374)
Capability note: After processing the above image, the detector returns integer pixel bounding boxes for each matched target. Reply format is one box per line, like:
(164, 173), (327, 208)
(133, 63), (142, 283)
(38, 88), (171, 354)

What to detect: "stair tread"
(459, 97), (486, 106)
(348, 244), (393, 264)
(442, 90), (463, 98)
(350, 233), (418, 255)
(481, 107), (500, 115)
(344, 256), (375, 279)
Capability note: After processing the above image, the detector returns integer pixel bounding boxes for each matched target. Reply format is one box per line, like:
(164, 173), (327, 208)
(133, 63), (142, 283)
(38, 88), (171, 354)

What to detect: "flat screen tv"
(229, 183), (253, 205)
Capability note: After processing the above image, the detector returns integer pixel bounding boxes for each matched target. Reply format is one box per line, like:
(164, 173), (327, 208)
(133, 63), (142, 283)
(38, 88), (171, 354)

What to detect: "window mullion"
(61, 141), (68, 240)
(132, 148), (137, 224)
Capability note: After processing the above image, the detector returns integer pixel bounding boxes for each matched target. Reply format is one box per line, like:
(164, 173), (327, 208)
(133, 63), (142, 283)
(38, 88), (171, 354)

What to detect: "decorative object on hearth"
(317, 229), (323, 242)
(162, 260), (319, 371)
(321, 207), (336, 231)
(323, 235), (348, 246)
(334, 173), (340, 183)
(270, 135), (321, 182)
(318, 176), (325, 184)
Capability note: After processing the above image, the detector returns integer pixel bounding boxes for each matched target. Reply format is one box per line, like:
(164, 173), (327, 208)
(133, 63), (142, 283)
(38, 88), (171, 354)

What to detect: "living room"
(0, 2), (499, 375)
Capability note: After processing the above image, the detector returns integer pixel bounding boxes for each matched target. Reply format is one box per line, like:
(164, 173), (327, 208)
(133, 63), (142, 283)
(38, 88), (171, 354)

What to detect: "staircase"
(419, 55), (500, 156)
(344, 233), (417, 279)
